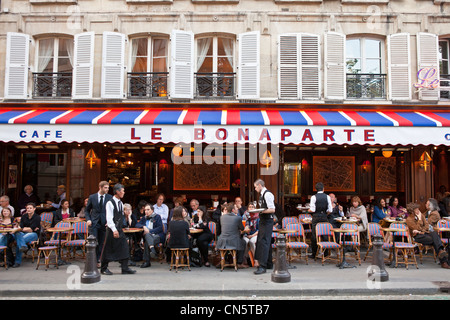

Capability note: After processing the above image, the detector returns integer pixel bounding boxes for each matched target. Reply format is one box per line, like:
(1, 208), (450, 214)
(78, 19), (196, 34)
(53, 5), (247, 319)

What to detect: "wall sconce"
(172, 146), (183, 157)
(159, 147), (165, 152)
(301, 158), (308, 167)
(362, 160), (371, 172)
(85, 148), (99, 169)
(260, 150), (273, 168)
(419, 151), (432, 171)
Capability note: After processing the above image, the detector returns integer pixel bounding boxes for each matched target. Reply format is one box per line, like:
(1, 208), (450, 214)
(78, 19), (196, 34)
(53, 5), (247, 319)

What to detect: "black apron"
(102, 199), (129, 262)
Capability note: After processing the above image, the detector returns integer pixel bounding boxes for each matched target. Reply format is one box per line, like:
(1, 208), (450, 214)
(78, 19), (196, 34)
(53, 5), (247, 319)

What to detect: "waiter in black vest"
(100, 183), (136, 275)
(253, 179), (276, 275)
(308, 182), (333, 259)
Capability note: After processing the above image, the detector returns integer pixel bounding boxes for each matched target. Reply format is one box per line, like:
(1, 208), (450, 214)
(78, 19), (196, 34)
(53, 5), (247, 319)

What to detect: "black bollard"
(271, 233), (291, 283)
(81, 235), (101, 284)
(368, 234), (389, 282)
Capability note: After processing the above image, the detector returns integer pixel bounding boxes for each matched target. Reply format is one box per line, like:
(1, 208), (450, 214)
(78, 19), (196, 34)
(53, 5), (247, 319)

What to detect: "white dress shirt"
(153, 203), (169, 225)
(260, 187), (275, 210)
(105, 196), (123, 233)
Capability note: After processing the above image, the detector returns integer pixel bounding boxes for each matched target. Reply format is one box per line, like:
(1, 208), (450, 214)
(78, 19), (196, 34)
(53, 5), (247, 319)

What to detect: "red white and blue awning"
(1, 109), (449, 145)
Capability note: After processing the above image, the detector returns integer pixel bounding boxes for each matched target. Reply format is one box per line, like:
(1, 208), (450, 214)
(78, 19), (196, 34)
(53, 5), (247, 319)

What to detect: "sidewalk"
(0, 251), (449, 298)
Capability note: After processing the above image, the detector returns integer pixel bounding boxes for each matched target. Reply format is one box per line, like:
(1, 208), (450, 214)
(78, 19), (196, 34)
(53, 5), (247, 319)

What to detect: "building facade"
(0, 0), (449, 213)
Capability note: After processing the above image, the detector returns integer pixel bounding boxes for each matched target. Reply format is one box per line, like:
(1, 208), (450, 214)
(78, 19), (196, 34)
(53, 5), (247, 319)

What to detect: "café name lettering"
(130, 127), (376, 142)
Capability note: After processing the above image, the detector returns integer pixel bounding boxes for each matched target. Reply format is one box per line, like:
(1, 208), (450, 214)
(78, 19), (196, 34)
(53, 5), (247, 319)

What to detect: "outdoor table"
(47, 227), (73, 266)
(272, 228), (297, 282)
(383, 218), (406, 224)
(0, 228), (19, 234)
(123, 228), (143, 262)
(335, 217), (359, 224)
(300, 218), (312, 225)
(63, 217), (86, 224)
(332, 228), (358, 269)
(35, 204), (55, 214)
(382, 227), (403, 267)
(189, 228), (203, 234)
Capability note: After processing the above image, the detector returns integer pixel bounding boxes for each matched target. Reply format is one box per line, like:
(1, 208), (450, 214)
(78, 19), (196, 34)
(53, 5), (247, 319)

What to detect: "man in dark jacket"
(85, 181), (112, 261)
(136, 203), (164, 268)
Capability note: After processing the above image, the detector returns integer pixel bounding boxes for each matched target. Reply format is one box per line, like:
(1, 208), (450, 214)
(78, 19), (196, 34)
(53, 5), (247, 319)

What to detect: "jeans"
(14, 232), (38, 265)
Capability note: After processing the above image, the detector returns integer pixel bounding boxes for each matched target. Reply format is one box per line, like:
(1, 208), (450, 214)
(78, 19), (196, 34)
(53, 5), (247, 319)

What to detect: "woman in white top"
(153, 193), (169, 229)
(349, 195), (368, 232)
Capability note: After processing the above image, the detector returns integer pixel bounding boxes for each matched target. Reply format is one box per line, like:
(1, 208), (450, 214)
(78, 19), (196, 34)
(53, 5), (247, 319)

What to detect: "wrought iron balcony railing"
(32, 72), (72, 98)
(195, 72), (235, 99)
(439, 74), (450, 99)
(127, 72), (168, 99)
(346, 73), (387, 100)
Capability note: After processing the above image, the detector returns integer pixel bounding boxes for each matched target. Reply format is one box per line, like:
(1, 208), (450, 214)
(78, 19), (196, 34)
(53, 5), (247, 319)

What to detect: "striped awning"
(1, 109), (450, 126)
(1, 109), (449, 145)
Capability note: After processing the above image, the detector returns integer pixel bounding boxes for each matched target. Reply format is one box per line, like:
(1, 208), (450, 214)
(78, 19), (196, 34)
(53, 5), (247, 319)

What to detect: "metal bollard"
(368, 234), (389, 282)
(81, 235), (101, 284)
(271, 233), (291, 283)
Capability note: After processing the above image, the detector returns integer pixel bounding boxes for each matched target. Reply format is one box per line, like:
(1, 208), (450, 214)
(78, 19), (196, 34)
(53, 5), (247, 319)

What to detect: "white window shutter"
(300, 33), (320, 100)
(238, 31), (260, 100)
(388, 33), (411, 101)
(417, 32), (439, 101)
(101, 32), (125, 99)
(324, 32), (345, 100)
(169, 30), (194, 99)
(72, 32), (95, 99)
(278, 34), (299, 99)
(4, 32), (30, 100)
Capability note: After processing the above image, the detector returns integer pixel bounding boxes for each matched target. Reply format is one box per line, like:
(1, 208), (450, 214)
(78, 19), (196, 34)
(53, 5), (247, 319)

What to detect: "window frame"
(129, 36), (169, 73)
(195, 35), (235, 73)
(345, 37), (385, 74)
(35, 37), (73, 74)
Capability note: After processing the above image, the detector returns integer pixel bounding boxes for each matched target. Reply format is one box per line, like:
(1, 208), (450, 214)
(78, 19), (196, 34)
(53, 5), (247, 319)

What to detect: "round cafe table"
(63, 217), (86, 224)
(189, 228), (203, 234)
(47, 227), (73, 266)
(123, 228), (143, 262)
(0, 228), (19, 234)
(332, 228), (358, 269)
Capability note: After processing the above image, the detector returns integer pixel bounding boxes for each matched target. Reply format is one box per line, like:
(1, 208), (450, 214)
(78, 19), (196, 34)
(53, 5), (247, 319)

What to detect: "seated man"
(14, 202), (41, 268)
(0, 195), (15, 218)
(405, 202), (449, 269)
(17, 185), (40, 214)
(136, 203), (164, 268)
(216, 202), (248, 268)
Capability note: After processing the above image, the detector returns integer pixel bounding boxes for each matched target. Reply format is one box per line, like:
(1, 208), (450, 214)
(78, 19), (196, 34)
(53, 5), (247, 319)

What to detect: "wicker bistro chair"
(285, 223), (309, 265)
(64, 221), (87, 259)
(169, 248), (190, 272)
(436, 220), (450, 249)
(364, 222), (393, 262)
(298, 213), (313, 238)
(208, 221), (217, 252)
(282, 217), (299, 229)
(315, 222), (340, 265)
(390, 223), (418, 269)
(0, 246), (7, 269)
(339, 223), (361, 266)
(44, 222), (71, 248)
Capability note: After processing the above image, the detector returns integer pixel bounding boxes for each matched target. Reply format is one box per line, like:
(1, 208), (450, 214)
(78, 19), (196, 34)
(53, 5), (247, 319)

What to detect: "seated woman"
(388, 197), (407, 218)
(136, 203), (164, 268)
(168, 206), (190, 250)
(52, 199), (75, 226)
(425, 198), (441, 228)
(349, 196), (368, 232)
(191, 206), (213, 267)
(0, 207), (19, 266)
(243, 203), (259, 266)
(405, 202), (449, 269)
(216, 202), (246, 268)
(372, 197), (389, 225)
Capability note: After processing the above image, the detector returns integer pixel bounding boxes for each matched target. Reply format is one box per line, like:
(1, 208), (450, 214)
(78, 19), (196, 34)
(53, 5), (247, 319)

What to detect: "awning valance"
(1, 109), (449, 145)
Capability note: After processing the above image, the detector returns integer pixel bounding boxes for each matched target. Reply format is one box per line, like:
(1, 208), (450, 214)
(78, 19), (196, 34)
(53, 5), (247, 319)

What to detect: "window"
(346, 37), (386, 99)
(34, 37), (73, 98)
(439, 40), (450, 98)
(195, 36), (235, 98)
(128, 37), (169, 98)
